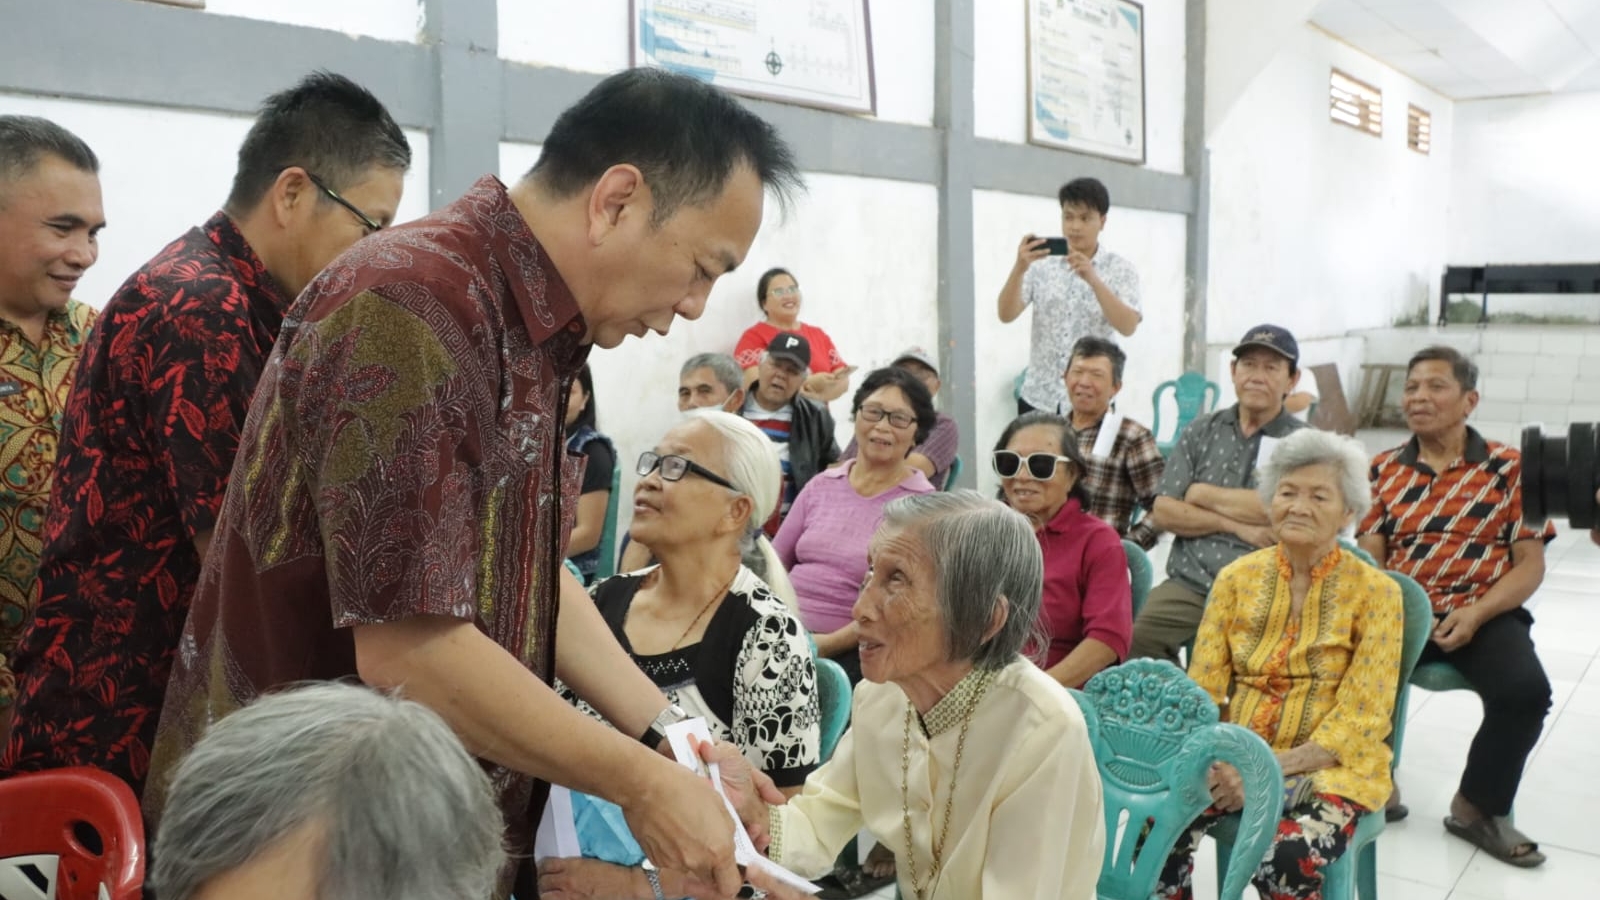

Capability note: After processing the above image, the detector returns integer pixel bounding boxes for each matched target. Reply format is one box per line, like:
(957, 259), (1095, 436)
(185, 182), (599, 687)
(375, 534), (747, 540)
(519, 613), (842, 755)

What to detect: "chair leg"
(1357, 841), (1378, 900)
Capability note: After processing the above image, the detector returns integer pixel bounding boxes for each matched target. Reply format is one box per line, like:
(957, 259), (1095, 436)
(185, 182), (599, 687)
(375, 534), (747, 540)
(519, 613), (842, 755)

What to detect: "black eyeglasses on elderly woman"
(636, 450), (740, 492)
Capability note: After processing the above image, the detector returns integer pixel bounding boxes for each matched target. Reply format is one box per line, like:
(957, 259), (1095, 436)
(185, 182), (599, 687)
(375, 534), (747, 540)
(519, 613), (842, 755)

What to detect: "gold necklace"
(899, 672), (993, 900)
(666, 569), (738, 649)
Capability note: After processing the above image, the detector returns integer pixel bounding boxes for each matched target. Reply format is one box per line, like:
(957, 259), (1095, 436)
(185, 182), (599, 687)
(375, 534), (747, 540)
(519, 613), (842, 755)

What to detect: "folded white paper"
(665, 718), (821, 895)
(1091, 412), (1124, 459)
(533, 784), (581, 862)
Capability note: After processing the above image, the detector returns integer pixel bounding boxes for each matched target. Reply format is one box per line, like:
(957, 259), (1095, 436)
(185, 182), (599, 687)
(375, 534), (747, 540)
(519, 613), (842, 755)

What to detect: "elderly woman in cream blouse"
(709, 490), (1105, 900)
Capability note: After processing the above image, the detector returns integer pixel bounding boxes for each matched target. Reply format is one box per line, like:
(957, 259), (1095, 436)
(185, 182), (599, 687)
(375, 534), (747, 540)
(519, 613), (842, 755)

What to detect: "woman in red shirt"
(734, 267), (851, 402)
(993, 411), (1132, 688)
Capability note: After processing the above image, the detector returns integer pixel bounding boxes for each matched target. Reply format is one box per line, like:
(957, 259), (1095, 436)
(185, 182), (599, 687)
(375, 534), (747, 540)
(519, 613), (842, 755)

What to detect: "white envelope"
(665, 718), (821, 895)
(1255, 434), (1281, 469)
(1091, 412), (1124, 459)
(533, 784), (581, 862)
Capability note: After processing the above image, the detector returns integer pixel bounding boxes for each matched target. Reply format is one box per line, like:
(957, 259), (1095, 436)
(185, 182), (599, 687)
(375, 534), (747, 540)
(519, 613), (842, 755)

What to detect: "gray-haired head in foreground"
(0, 115), (98, 188)
(881, 490), (1046, 671)
(1256, 428), (1374, 521)
(681, 352), (744, 397)
(152, 682), (504, 900)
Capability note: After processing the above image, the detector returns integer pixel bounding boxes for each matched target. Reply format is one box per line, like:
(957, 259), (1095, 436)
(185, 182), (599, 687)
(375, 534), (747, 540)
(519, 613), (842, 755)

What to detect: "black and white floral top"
(580, 565), (821, 787)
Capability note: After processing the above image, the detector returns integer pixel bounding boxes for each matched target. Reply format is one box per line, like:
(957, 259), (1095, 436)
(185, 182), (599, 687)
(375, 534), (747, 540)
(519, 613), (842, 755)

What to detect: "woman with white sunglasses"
(992, 412), (1132, 688)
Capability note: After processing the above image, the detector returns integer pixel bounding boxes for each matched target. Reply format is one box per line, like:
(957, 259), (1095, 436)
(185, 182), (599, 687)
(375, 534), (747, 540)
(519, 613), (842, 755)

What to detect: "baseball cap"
(1232, 324), (1299, 366)
(766, 331), (811, 369)
(890, 347), (940, 377)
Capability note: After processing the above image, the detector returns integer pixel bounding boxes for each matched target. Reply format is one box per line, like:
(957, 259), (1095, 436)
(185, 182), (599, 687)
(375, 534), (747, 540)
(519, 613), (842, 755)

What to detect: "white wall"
(498, 0), (935, 126)
(204, 0), (424, 42)
(1448, 91), (1600, 265)
(0, 93), (432, 309)
(502, 142), (942, 534)
(973, 0), (1187, 176)
(972, 188), (1188, 495)
(1206, 25), (1454, 358)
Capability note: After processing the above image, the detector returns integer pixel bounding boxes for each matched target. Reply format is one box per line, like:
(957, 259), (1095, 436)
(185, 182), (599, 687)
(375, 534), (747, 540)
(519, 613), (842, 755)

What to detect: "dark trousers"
(1419, 607), (1551, 817)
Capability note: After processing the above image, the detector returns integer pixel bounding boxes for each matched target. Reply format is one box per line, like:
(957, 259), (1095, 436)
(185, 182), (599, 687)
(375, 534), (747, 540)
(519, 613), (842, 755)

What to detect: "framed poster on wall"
(631, 0), (876, 115)
(1026, 0), (1146, 163)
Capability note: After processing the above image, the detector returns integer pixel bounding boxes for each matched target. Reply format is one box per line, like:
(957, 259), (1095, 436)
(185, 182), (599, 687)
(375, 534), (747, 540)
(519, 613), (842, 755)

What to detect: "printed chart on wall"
(1026, 0), (1146, 163)
(631, 0), (876, 115)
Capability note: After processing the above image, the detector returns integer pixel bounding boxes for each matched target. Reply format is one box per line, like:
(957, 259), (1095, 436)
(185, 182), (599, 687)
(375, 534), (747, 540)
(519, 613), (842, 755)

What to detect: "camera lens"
(1520, 423), (1599, 528)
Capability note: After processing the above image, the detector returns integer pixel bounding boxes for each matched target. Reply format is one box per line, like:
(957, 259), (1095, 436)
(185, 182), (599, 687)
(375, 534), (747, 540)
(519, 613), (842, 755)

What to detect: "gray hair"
(680, 352), (743, 396)
(153, 682), (505, 900)
(881, 491), (1046, 671)
(0, 115), (98, 187)
(1256, 429), (1374, 521)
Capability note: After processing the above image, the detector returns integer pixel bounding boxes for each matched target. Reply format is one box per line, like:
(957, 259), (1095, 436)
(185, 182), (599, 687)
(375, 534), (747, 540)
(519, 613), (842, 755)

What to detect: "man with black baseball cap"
(741, 331), (839, 533)
(1130, 323), (1307, 661)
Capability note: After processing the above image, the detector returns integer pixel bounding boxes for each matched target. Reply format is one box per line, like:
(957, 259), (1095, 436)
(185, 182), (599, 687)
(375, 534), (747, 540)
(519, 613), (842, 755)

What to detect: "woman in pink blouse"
(994, 411), (1132, 688)
(774, 367), (937, 684)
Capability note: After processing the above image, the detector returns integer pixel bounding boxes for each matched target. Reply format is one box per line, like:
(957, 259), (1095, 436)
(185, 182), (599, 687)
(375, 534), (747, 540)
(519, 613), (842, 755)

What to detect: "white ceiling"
(1308, 0), (1600, 100)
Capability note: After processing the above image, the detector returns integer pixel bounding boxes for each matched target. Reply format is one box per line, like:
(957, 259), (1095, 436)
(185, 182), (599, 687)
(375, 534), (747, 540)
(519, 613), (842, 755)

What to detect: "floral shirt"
(1018, 248), (1140, 411)
(0, 301), (95, 711)
(2, 214), (289, 794)
(1190, 545), (1404, 811)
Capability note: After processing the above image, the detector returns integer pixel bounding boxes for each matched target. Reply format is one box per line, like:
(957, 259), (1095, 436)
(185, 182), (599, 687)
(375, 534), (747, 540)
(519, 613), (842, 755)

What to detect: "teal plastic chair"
(1338, 537), (1379, 567)
(1123, 539), (1153, 619)
(1211, 570), (1435, 900)
(1151, 372), (1219, 456)
(813, 657), (852, 763)
(593, 464), (623, 582)
(563, 559), (584, 581)
(1074, 659), (1283, 900)
(942, 455), (963, 491)
(1013, 368), (1028, 402)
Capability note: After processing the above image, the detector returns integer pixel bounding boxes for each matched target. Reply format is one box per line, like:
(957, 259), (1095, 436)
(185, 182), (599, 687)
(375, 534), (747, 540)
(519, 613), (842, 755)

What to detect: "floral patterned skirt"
(1155, 792), (1364, 900)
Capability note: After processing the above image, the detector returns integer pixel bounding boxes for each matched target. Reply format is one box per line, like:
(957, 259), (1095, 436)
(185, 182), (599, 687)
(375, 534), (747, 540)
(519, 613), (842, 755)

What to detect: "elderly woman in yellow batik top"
(709, 490), (1105, 900)
(1156, 428), (1404, 900)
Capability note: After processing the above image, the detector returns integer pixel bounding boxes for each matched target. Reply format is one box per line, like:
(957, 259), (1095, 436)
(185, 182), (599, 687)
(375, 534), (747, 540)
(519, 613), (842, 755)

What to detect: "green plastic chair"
(942, 455), (963, 491)
(1123, 539), (1153, 619)
(1073, 659), (1284, 900)
(1211, 570), (1435, 900)
(1151, 372), (1219, 457)
(1013, 367), (1028, 402)
(813, 657), (852, 763)
(1338, 537), (1379, 567)
(593, 464), (623, 582)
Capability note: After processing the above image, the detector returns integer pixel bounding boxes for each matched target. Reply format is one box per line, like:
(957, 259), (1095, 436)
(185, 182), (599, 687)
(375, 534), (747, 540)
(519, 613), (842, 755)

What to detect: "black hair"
(0, 115), (98, 186)
(1057, 177), (1110, 216)
(1068, 336), (1126, 384)
(992, 412), (1092, 509)
(225, 71), (411, 214)
(851, 366), (936, 447)
(756, 267), (795, 312)
(528, 68), (802, 226)
(1407, 345), (1479, 392)
(570, 363), (598, 431)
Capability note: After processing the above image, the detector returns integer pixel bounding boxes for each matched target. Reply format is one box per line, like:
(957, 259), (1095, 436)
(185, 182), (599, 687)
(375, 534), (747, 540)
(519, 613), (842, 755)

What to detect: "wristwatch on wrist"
(640, 703), (689, 749)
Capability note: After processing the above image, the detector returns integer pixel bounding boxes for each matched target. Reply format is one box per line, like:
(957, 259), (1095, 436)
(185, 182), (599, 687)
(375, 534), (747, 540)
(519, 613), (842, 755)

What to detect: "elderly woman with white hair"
(540, 410), (819, 900)
(708, 491), (1105, 900)
(151, 682), (504, 900)
(1155, 428), (1405, 900)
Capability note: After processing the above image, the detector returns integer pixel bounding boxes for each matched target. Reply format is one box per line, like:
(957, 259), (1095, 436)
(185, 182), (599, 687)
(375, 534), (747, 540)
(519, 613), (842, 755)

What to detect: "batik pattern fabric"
(0, 300), (94, 712)
(144, 177), (588, 899)
(2, 214), (289, 795)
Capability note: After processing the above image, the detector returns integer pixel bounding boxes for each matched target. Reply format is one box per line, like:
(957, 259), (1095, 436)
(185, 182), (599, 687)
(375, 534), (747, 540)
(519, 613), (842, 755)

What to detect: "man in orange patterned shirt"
(0, 116), (103, 740)
(1358, 345), (1554, 869)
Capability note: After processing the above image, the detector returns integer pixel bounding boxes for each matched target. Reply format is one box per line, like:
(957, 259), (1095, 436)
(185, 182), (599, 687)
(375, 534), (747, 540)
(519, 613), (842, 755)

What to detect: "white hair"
(1256, 428), (1374, 520)
(152, 682), (505, 900)
(683, 409), (798, 610)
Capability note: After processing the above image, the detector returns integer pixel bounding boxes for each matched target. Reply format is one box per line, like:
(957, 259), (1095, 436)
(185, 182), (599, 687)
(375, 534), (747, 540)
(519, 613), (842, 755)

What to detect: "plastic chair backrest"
(0, 767), (144, 900)
(814, 657), (852, 762)
(1150, 372), (1220, 450)
(594, 463), (623, 581)
(1337, 537), (1378, 567)
(1388, 570), (1436, 764)
(942, 455), (963, 491)
(1123, 539), (1153, 619)
(1013, 368), (1027, 401)
(1077, 659), (1283, 900)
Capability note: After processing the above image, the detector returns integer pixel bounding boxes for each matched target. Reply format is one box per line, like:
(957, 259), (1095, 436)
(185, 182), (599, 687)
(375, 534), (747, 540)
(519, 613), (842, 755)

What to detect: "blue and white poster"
(632, 0), (876, 115)
(1028, 0), (1147, 163)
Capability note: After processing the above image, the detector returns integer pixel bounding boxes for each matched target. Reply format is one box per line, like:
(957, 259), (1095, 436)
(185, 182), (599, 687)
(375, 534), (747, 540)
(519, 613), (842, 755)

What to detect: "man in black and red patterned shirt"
(1, 72), (411, 795)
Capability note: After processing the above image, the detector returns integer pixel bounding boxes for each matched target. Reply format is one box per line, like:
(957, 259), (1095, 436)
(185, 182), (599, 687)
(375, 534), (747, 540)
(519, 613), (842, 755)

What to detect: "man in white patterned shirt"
(997, 177), (1142, 415)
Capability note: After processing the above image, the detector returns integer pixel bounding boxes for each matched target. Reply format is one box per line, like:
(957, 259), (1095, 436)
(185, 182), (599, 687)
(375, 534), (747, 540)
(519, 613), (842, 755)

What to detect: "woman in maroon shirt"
(993, 412), (1132, 688)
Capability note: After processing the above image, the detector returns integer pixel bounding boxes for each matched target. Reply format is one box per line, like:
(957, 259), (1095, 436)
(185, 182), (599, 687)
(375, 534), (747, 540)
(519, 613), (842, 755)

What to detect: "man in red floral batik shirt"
(1, 72), (410, 793)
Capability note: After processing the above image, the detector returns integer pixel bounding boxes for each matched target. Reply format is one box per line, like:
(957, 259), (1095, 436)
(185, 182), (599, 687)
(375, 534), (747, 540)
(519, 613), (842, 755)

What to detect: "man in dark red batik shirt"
(1, 72), (410, 794)
(146, 68), (803, 900)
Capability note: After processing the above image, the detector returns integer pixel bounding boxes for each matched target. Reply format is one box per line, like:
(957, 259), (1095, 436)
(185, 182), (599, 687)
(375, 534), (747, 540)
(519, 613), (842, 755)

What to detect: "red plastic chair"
(0, 767), (144, 900)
